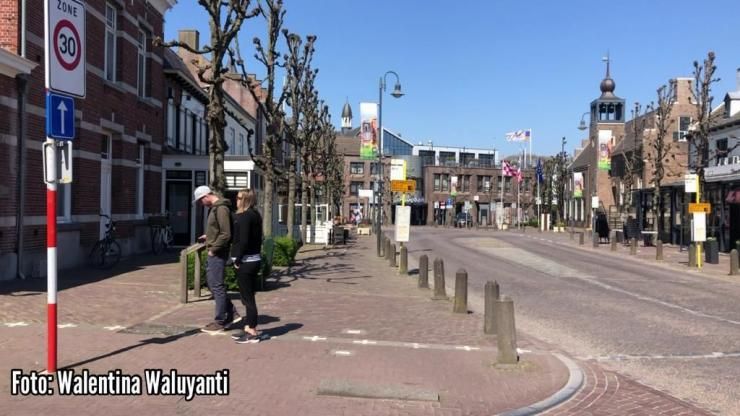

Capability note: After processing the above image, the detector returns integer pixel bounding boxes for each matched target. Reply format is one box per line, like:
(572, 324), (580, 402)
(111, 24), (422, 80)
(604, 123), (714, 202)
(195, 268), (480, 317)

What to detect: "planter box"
(357, 226), (371, 236)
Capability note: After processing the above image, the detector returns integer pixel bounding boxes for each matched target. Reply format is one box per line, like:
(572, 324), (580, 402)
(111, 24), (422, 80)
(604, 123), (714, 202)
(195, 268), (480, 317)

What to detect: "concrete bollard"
(453, 269), (468, 314)
(495, 296), (519, 365)
(689, 243), (696, 267)
(592, 233), (599, 248)
(399, 245), (408, 275)
(610, 233), (617, 251)
(484, 281), (500, 335)
(384, 238), (391, 261)
(418, 255), (429, 288)
(579, 232), (584, 245)
(729, 248), (738, 274)
(630, 238), (637, 255)
(432, 257), (447, 300)
(569, 231), (574, 240)
(656, 240), (664, 261)
(378, 231), (384, 257)
(389, 243), (397, 267)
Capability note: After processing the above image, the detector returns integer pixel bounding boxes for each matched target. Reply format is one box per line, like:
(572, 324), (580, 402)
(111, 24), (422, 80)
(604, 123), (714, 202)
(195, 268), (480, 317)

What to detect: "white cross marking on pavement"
(58, 323), (77, 329)
(353, 339), (377, 345)
(5, 322), (29, 327)
(455, 346), (480, 352)
(517, 348), (532, 354)
(405, 342), (429, 349)
(303, 336), (327, 342)
(333, 350), (353, 356)
(103, 325), (126, 331)
(344, 329), (364, 335)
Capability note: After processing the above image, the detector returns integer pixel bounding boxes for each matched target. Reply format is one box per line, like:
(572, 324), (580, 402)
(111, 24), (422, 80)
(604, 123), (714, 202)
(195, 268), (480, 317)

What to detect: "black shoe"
(230, 330), (246, 340)
(234, 333), (261, 344)
(201, 322), (225, 334)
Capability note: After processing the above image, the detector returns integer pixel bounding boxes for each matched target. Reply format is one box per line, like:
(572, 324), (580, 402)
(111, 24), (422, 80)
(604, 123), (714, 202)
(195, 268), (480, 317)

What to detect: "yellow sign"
(391, 179), (416, 193)
(688, 202), (711, 213)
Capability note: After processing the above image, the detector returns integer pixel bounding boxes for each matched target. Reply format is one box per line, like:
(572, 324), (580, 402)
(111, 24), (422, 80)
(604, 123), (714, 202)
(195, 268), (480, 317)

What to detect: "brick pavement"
(0, 236), (570, 415)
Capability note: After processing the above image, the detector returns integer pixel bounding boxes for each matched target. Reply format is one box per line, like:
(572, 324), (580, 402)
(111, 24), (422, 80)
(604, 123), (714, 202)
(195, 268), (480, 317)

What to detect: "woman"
(230, 189), (264, 344)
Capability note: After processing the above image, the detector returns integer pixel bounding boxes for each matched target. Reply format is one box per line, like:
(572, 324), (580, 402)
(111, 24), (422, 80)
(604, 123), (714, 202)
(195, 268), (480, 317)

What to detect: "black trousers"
(236, 261), (261, 329)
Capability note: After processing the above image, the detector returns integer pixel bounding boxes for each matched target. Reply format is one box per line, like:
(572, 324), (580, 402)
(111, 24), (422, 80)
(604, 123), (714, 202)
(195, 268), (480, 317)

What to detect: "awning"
(726, 190), (740, 204)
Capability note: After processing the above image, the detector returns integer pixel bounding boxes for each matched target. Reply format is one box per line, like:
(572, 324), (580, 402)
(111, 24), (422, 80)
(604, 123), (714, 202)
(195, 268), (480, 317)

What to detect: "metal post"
(432, 258), (447, 300)
(730, 249), (738, 276)
(399, 245), (408, 275)
(495, 296), (519, 365)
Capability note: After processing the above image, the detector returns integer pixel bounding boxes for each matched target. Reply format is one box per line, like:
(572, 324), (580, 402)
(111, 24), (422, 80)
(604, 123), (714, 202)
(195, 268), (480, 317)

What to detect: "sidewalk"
(0, 237), (571, 415)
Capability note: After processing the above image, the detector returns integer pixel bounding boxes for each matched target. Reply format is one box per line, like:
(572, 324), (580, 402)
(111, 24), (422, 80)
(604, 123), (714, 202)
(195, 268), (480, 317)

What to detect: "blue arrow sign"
(46, 92), (75, 140)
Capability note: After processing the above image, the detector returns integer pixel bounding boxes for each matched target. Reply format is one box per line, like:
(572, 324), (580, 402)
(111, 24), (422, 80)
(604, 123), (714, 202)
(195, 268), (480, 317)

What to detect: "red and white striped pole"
(43, 0), (58, 373)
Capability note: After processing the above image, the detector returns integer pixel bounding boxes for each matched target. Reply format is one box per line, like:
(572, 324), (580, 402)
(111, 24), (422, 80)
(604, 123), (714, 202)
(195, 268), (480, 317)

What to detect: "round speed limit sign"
(53, 19), (82, 71)
(46, 0), (86, 97)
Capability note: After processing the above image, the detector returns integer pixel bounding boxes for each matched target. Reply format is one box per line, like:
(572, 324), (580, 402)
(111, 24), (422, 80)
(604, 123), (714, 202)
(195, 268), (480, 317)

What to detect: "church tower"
(341, 99), (353, 132)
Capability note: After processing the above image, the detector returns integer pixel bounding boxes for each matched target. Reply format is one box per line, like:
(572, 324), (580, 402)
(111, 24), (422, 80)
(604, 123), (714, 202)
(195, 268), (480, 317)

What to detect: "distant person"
(193, 185), (239, 334)
(230, 189), (264, 344)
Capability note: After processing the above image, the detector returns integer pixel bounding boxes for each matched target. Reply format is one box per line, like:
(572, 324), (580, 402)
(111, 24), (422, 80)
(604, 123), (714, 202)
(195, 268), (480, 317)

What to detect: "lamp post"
(577, 111), (590, 131)
(376, 71), (404, 257)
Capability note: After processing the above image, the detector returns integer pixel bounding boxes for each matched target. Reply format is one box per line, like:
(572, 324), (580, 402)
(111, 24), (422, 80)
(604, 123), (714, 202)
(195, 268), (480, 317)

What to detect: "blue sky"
(164, 0), (740, 157)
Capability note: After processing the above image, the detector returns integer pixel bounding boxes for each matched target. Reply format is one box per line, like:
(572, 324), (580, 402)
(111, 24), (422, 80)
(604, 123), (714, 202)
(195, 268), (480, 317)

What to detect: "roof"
(569, 143), (592, 170)
(163, 48), (208, 102)
(341, 101), (352, 119)
(335, 128), (361, 157)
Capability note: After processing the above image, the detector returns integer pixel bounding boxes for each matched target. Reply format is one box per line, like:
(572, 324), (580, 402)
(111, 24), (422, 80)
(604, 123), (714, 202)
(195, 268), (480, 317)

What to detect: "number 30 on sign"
(46, 0), (86, 97)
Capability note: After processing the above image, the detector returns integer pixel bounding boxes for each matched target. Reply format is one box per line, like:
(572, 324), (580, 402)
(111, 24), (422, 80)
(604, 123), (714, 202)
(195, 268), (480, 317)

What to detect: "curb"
(497, 353), (584, 416)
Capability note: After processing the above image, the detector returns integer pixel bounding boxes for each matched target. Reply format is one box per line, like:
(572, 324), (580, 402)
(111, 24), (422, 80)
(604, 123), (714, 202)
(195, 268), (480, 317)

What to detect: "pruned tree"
(645, 82), (676, 237)
(155, 1), (260, 195)
(687, 51), (721, 199)
(619, 102), (647, 211)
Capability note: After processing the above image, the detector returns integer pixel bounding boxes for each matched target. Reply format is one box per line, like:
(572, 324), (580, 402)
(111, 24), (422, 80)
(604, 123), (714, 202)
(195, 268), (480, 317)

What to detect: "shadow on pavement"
(262, 323), (303, 337)
(0, 252), (180, 296)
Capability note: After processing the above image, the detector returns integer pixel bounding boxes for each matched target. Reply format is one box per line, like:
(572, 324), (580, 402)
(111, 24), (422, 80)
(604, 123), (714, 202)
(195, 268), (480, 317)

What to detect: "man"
(193, 185), (239, 333)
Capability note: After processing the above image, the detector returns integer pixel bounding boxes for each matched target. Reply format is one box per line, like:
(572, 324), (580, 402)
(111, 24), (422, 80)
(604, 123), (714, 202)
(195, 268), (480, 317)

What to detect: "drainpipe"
(16, 0), (28, 279)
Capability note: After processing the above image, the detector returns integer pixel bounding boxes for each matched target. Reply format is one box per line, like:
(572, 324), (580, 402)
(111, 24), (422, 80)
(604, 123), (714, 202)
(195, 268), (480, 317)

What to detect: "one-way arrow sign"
(46, 91), (75, 141)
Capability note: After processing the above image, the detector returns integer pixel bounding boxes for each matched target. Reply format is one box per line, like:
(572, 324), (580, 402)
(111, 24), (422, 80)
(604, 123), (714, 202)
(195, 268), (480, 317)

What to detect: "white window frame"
(136, 144), (145, 217)
(104, 3), (117, 82)
(676, 116), (691, 142)
(229, 127), (236, 156)
(137, 29), (147, 97)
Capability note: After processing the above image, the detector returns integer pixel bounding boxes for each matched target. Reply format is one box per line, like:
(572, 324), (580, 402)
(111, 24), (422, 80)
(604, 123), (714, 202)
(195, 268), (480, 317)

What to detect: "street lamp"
(577, 111), (590, 131)
(376, 70), (404, 257)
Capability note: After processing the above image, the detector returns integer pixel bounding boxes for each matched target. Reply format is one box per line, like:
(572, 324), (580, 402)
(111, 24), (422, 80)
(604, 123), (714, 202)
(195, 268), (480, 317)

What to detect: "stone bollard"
(656, 240), (664, 261)
(453, 269), (468, 314)
(569, 231), (574, 240)
(484, 281), (500, 335)
(399, 245), (408, 275)
(610, 233), (617, 251)
(495, 296), (519, 365)
(579, 232), (584, 245)
(418, 255), (429, 288)
(378, 231), (384, 257)
(389, 244), (397, 267)
(731, 249), (739, 276)
(592, 233), (599, 248)
(630, 238), (637, 255)
(432, 258), (447, 300)
(689, 243), (696, 267)
(384, 238), (391, 261)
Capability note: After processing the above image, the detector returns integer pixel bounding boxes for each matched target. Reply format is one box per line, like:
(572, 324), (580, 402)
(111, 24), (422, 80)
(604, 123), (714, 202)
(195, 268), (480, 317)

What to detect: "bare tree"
(155, 1), (260, 195)
(688, 51), (721, 199)
(646, 82), (676, 237)
(619, 102), (647, 210)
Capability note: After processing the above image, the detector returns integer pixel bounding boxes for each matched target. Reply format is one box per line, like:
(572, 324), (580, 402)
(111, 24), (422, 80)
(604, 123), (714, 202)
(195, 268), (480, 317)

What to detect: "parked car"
(455, 212), (473, 228)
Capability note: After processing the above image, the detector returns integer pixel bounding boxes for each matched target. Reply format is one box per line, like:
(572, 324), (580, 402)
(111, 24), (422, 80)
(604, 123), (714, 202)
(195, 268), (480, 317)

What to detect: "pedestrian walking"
(193, 185), (239, 334)
(230, 189), (264, 344)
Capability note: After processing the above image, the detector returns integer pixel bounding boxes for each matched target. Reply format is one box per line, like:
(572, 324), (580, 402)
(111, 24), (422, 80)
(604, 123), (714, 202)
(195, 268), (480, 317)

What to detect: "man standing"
(193, 185), (239, 333)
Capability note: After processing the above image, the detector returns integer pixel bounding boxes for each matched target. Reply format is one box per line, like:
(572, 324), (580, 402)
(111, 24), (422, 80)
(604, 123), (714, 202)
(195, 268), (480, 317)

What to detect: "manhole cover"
(119, 323), (197, 337)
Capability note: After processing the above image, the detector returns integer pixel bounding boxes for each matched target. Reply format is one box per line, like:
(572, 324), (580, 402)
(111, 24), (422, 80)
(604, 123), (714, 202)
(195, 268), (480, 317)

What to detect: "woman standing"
(230, 189), (263, 344)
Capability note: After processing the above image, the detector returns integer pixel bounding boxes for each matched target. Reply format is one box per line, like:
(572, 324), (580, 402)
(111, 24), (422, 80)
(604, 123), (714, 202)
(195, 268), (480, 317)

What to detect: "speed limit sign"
(45, 0), (86, 97)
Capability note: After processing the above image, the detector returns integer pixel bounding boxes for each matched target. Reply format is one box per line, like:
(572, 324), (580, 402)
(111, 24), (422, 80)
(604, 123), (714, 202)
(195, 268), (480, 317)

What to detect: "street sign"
(390, 179), (415, 193)
(446, 197), (453, 206)
(46, 92), (75, 140)
(46, 0), (86, 97)
(395, 206), (411, 243)
(473, 195), (479, 201)
(390, 159), (407, 181)
(43, 141), (73, 185)
(692, 212), (706, 242)
(684, 174), (698, 193)
(536, 197), (542, 205)
(688, 202), (711, 213)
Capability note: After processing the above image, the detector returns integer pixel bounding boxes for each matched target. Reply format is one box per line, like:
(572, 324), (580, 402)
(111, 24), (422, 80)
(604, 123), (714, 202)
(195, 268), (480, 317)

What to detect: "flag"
(502, 160), (516, 177)
(516, 168), (523, 184)
(535, 159), (544, 183)
(505, 129), (531, 142)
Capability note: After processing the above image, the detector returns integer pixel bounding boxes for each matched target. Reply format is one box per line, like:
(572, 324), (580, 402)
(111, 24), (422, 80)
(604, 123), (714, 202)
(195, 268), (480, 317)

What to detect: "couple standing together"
(193, 185), (263, 344)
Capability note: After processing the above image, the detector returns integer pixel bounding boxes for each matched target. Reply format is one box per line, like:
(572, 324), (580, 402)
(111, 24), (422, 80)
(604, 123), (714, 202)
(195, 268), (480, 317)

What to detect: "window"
(137, 29), (147, 97)
(460, 153), (475, 166)
(479, 154), (494, 167)
(505, 176), (512, 192)
(716, 138), (728, 165)
(478, 175), (492, 192)
(228, 128), (236, 155)
(350, 181), (363, 196)
(166, 99), (176, 148)
(350, 162), (365, 175)
(104, 4), (117, 82)
(136, 144), (145, 217)
(674, 116), (691, 141)
(101, 136), (110, 159)
(434, 174), (441, 192)
(419, 150), (435, 166)
(461, 175), (471, 192)
(439, 152), (455, 166)
(441, 174), (449, 192)
(370, 162), (379, 175)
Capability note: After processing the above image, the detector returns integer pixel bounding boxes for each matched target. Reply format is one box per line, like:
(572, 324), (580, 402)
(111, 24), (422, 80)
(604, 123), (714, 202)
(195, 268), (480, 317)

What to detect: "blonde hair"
(236, 189), (257, 213)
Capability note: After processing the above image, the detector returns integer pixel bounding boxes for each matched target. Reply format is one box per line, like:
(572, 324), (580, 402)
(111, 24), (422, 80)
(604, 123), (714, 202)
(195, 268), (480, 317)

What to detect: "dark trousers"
(206, 256), (236, 325)
(236, 261), (261, 329)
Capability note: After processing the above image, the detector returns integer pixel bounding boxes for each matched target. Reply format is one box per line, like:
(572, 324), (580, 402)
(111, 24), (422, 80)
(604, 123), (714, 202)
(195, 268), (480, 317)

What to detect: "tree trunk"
(286, 149), (296, 239)
(207, 84), (227, 195)
(262, 155), (274, 238)
(300, 174), (308, 243)
(310, 183), (317, 243)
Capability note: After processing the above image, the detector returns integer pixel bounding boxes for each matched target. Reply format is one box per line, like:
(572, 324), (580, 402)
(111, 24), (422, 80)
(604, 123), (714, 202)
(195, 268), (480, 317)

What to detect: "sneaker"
(234, 333), (261, 344)
(225, 312), (242, 329)
(201, 322), (225, 334)
(230, 330), (246, 340)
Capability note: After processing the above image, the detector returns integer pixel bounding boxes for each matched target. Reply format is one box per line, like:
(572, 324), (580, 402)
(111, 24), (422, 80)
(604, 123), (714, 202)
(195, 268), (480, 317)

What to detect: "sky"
(163, 0), (740, 157)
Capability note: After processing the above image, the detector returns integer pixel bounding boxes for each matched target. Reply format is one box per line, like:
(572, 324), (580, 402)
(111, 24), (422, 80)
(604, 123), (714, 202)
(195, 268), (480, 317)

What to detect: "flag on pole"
(505, 129), (531, 142)
(502, 160), (516, 176)
(516, 167), (523, 184)
(535, 159), (544, 183)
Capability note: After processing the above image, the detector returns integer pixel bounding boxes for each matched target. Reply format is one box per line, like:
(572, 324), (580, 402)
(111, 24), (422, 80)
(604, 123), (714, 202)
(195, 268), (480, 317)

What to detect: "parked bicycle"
(88, 214), (121, 269)
(149, 212), (173, 254)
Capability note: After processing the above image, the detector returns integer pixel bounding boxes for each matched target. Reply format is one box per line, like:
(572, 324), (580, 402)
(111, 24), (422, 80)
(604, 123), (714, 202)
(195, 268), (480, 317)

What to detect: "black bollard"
(432, 258), (447, 300)
(484, 281), (500, 335)
(385, 238), (391, 261)
(495, 296), (519, 365)
(418, 255), (429, 288)
(453, 269), (468, 314)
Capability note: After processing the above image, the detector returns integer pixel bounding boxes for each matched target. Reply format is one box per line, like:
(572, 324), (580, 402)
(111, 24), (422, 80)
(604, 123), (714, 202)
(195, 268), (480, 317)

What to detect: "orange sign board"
(688, 202), (711, 213)
(391, 180), (416, 193)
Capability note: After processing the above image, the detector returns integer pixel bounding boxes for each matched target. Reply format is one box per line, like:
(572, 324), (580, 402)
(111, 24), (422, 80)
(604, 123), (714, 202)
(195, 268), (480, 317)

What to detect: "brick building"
(0, 0), (175, 280)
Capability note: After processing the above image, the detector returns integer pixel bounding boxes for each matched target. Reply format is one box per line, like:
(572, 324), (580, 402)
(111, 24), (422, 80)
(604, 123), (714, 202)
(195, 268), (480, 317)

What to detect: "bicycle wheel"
(101, 240), (122, 269)
(152, 228), (164, 255)
(88, 240), (106, 268)
(162, 227), (174, 251)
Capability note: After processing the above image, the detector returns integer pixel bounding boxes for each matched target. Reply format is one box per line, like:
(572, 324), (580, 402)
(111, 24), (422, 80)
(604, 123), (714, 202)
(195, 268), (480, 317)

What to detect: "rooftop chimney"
(178, 30), (199, 55)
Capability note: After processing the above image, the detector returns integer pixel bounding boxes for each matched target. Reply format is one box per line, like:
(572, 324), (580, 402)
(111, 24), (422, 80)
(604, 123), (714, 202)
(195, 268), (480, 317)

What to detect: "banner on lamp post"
(359, 102), (378, 160)
(598, 130), (613, 171)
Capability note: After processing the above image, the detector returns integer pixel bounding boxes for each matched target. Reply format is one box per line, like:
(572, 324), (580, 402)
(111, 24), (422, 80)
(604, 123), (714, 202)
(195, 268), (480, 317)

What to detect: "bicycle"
(88, 214), (122, 269)
(150, 213), (173, 254)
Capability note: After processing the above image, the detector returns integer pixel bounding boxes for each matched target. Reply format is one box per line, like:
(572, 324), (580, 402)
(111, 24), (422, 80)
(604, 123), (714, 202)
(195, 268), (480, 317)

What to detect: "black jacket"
(230, 208), (263, 263)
